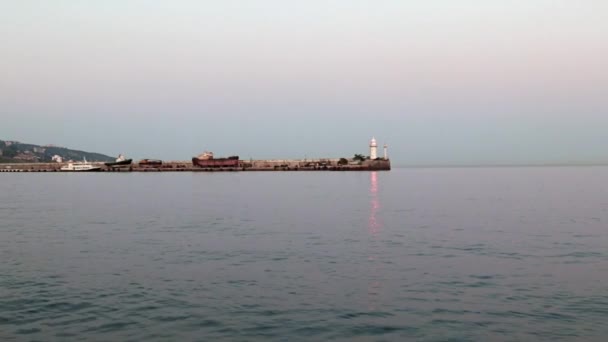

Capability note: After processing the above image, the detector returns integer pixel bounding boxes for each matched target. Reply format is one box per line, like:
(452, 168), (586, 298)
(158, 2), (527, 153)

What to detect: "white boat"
(60, 158), (102, 172)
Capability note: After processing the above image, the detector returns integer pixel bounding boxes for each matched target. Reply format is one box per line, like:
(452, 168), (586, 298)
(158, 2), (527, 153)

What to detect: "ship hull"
(60, 167), (102, 172)
(104, 159), (132, 167)
(192, 157), (239, 168)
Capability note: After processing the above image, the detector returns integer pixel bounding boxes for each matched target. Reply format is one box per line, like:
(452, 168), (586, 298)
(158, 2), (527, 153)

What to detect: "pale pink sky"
(1, 1), (607, 164)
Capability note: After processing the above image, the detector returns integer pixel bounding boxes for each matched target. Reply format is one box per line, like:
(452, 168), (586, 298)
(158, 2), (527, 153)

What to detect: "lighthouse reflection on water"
(368, 171), (383, 311)
(369, 171), (380, 234)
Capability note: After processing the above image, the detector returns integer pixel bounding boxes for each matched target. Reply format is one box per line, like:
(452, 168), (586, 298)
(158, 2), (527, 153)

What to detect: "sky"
(1, 0), (607, 165)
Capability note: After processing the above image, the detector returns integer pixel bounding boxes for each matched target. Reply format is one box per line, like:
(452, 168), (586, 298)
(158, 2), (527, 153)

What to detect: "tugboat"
(104, 154), (132, 167)
(60, 158), (102, 172)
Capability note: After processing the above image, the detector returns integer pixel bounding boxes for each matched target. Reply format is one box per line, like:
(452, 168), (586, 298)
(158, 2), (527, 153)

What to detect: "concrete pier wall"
(0, 159), (391, 172)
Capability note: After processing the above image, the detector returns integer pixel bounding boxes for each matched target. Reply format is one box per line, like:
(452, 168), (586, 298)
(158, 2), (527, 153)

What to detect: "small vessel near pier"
(138, 159), (163, 167)
(60, 158), (102, 172)
(104, 154), (132, 167)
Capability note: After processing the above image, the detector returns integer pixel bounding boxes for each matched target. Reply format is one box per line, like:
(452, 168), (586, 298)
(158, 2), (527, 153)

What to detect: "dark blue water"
(1, 168), (608, 341)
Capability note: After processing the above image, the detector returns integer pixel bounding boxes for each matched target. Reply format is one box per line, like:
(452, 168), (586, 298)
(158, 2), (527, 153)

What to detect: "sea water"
(1, 168), (608, 341)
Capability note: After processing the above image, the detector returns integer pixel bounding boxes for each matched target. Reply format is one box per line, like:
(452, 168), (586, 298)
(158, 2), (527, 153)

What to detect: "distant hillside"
(0, 140), (114, 163)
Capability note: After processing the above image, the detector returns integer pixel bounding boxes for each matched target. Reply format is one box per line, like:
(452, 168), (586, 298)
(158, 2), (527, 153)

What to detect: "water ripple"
(2, 169), (608, 340)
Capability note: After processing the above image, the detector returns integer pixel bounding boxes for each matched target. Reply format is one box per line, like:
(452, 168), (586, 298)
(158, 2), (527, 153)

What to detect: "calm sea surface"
(1, 168), (608, 341)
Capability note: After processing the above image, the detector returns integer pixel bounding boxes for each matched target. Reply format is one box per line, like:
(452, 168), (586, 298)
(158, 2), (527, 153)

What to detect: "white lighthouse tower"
(383, 143), (388, 160)
(370, 137), (378, 160)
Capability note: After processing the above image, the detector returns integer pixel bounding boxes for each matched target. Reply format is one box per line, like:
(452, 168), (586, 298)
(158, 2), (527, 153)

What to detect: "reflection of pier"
(367, 171), (383, 311)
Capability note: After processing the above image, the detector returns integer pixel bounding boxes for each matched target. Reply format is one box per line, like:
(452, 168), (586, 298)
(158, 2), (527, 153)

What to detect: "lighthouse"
(370, 137), (378, 160)
(383, 143), (388, 160)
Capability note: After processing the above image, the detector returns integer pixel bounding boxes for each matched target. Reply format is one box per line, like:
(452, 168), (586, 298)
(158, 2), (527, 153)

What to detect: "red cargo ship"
(192, 151), (239, 168)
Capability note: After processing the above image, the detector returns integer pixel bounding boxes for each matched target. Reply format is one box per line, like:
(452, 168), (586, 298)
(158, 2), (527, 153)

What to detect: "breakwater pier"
(1, 138), (391, 173)
(0, 158), (390, 173)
